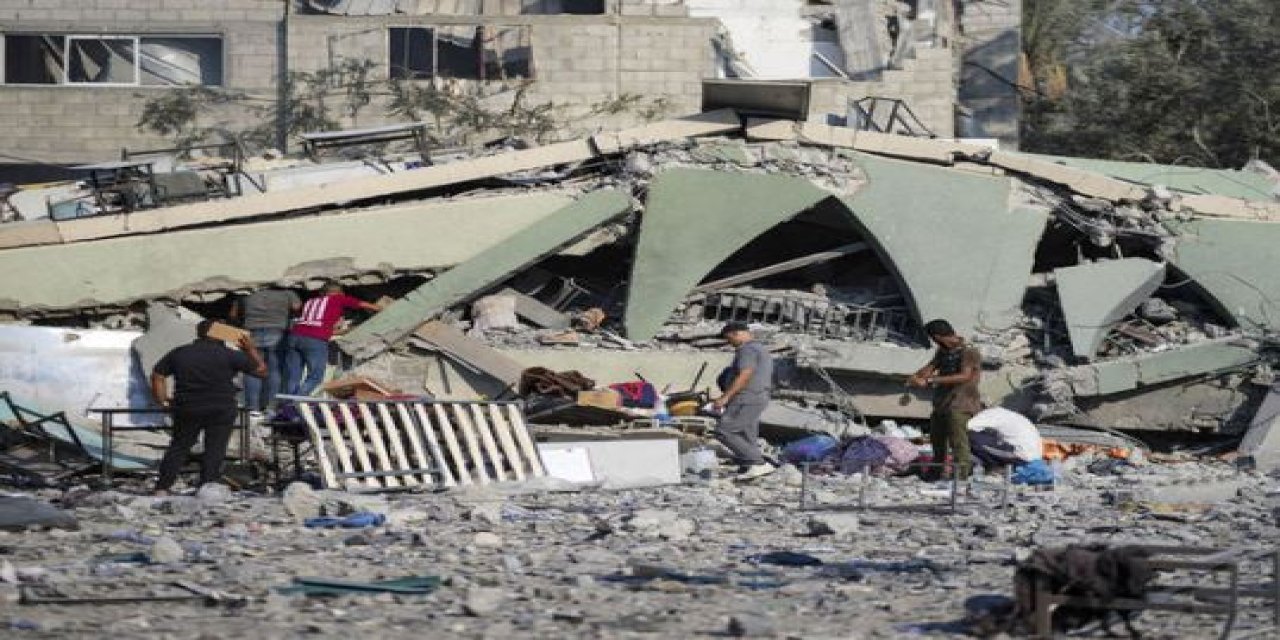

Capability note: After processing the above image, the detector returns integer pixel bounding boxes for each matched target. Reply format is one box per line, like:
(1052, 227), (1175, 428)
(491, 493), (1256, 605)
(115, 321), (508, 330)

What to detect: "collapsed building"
(2, 105), (1280, 470)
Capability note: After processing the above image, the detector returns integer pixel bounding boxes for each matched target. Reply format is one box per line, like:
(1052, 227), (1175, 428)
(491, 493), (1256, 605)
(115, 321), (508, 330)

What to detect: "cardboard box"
(206, 321), (249, 345)
(576, 389), (622, 409)
(322, 375), (401, 400)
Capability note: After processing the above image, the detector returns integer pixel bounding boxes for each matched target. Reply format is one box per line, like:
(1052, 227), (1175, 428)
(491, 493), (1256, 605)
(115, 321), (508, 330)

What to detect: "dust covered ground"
(0, 460), (1275, 639)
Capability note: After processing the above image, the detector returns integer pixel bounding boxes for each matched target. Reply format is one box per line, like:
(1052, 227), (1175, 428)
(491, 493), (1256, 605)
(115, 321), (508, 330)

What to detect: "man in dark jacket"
(150, 320), (266, 495)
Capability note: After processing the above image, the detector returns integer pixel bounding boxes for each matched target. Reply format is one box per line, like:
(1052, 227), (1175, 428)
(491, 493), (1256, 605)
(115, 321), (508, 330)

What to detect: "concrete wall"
(0, 0), (284, 163)
(0, 1), (714, 164)
(807, 46), (957, 137)
(291, 14), (716, 137)
(684, 0), (845, 79)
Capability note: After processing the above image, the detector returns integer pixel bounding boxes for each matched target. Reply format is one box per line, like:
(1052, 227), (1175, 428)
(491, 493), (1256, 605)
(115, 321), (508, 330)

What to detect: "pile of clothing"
(781, 433), (919, 476)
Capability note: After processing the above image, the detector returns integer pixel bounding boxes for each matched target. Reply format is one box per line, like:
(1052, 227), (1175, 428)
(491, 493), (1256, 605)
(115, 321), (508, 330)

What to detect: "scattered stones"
(281, 482), (322, 519)
(149, 536), (185, 564)
(474, 532), (503, 548)
(806, 513), (860, 537)
(195, 483), (231, 506)
(623, 509), (696, 540)
(728, 612), (777, 637)
(463, 587), (507, 617)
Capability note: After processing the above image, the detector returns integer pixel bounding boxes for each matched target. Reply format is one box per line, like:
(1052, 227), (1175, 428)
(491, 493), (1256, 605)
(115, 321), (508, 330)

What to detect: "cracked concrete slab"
(0, 193), (574, 314)
(840, 153), (1047, 337)
(1054, 258), (1166, 359)
(338, 189), (632, 360)
(624, 169), (832, 341)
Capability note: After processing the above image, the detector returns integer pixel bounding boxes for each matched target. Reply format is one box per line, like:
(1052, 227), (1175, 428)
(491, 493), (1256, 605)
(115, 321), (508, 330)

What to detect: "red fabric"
(290, 294), (363, 341)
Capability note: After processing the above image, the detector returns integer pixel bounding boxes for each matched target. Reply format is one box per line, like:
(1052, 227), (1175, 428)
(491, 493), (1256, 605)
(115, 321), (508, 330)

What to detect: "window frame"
(63, 34), (141, 86)
(0, 32), (225, 87)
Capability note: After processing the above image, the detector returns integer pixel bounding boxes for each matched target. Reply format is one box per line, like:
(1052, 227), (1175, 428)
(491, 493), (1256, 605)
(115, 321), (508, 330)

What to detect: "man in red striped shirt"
(283, 282), (381, 396)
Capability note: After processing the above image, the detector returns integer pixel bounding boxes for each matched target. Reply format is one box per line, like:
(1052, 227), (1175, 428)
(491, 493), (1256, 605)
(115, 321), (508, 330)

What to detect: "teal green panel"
(1031, 153), (1275, 201)
(1169, 217), (1280, 334)
(1055, 258), (1165, 359)
(624, 169), (831, 341)
(840, 154), (1044, 337)
(338, 189), (632, 359)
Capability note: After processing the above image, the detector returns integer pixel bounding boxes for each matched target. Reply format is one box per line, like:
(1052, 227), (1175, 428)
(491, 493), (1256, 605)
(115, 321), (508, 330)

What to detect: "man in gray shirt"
(230, 283), (300, 413)
(712, 322), (775, 480)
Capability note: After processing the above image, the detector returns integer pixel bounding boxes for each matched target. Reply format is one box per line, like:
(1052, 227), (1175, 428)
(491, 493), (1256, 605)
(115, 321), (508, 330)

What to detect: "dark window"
(4, 35), (65, 84)
(388, 26), (533, 81)
(389, 27), (434, 80)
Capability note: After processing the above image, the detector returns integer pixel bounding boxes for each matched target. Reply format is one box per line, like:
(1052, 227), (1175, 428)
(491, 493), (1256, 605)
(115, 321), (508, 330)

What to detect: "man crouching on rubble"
(150, 320), (266, 495)
(713, 322), (776, 481)
(908, 319), (982, 481)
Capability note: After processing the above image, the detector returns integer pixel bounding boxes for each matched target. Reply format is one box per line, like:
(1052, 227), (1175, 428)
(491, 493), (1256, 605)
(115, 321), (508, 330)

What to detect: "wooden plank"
(376, 403), (419, 486)
(451, 404), (492, 484)
(487, 404), (527, 481)
(395, 404), (439, 487)
(432, 403), (473, 484)
(692, 242), (868, 293)
(415, 320), (525, 386)
(334, 402), (380, 489)
(467, 404), (508, 482)
(356, 403), (401, 488)
(503, 404), (545, 477)
(408, 404), (456, 487)
(297, 402), (339, 489)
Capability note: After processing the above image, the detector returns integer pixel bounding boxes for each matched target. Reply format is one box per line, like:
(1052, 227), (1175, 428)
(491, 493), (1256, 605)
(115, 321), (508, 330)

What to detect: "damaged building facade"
(0, 0), (1021, 169)
(2, 100), (1280, 467)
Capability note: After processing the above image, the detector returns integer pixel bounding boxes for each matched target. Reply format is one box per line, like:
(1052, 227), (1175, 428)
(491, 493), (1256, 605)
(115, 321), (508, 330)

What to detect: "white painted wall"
(685, 0), (846, 79)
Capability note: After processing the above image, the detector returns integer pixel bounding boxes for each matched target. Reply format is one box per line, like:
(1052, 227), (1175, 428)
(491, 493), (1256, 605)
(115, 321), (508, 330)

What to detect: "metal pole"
(102, 412), (113, 483)
(239, 408), (250, 466)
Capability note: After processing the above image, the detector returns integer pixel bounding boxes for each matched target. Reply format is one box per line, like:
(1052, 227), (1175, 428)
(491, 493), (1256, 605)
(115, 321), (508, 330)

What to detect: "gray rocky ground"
(1, 459), (1276, 639)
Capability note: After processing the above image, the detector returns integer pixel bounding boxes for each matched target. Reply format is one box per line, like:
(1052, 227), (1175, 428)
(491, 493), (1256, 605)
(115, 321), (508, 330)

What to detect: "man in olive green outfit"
(908, 319), (983, 479)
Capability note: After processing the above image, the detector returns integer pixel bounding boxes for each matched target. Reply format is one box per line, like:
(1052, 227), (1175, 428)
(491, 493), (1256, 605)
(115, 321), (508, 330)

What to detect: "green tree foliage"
(1022, 0), (1280, 167)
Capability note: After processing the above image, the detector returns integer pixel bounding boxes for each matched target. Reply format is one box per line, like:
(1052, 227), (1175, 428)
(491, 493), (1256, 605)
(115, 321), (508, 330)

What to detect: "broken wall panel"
(624, 168), (832, 341)
(1063, 338), (1260, 397)
(839, 153), (1046, 338)
(0, 193), (573, 313)
(1170, 218), (1280, 334)
(338, 189), (632, 360)
(1054, 258), (1166, 360)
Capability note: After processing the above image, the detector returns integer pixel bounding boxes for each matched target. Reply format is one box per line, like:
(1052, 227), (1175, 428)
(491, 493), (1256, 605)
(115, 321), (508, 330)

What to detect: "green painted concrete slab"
(0, 193), (573, 312)
(1055, 258), (1165, 359)
(1032, 154), (1276, 201)
(1169, 218), (1280, 334)
(624, 169), (831, 341)
(840, 154), (1046, 338)
(338, 189), (632, 359)
(1068, 339), (1260, 397)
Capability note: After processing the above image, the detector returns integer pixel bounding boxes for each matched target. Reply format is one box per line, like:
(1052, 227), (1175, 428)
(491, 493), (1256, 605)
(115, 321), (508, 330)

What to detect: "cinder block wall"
(0, 0), (284, 164)
(287, 14), (715, 141)
(807, 46), (958, 138)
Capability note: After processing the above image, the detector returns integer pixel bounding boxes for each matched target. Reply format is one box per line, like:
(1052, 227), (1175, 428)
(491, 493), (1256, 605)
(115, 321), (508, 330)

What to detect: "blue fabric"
(243, 328), (286, 411)
(1011, 459), (1054, 485)
(781, 434), (840, 464)
(304, 512), (386, 528)
(285, 335), (330, 396)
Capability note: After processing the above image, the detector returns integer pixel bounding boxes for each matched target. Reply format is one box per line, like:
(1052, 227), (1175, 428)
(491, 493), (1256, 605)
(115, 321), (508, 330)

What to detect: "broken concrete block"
(806, 513), (860, 537)
(498, 288), (570, 329)
(1054, 258), (1165, 359)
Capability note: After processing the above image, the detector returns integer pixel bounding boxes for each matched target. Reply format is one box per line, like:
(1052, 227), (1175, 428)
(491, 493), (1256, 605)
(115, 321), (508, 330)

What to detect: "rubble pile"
(0, 459), (1275, 637)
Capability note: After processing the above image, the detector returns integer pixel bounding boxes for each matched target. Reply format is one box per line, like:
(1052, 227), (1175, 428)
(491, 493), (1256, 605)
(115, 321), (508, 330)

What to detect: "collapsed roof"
(2, 111), (1280, 439)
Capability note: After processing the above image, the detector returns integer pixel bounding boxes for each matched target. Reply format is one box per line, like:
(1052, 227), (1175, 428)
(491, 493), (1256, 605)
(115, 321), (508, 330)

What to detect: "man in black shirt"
(150, 320), (266, 495)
